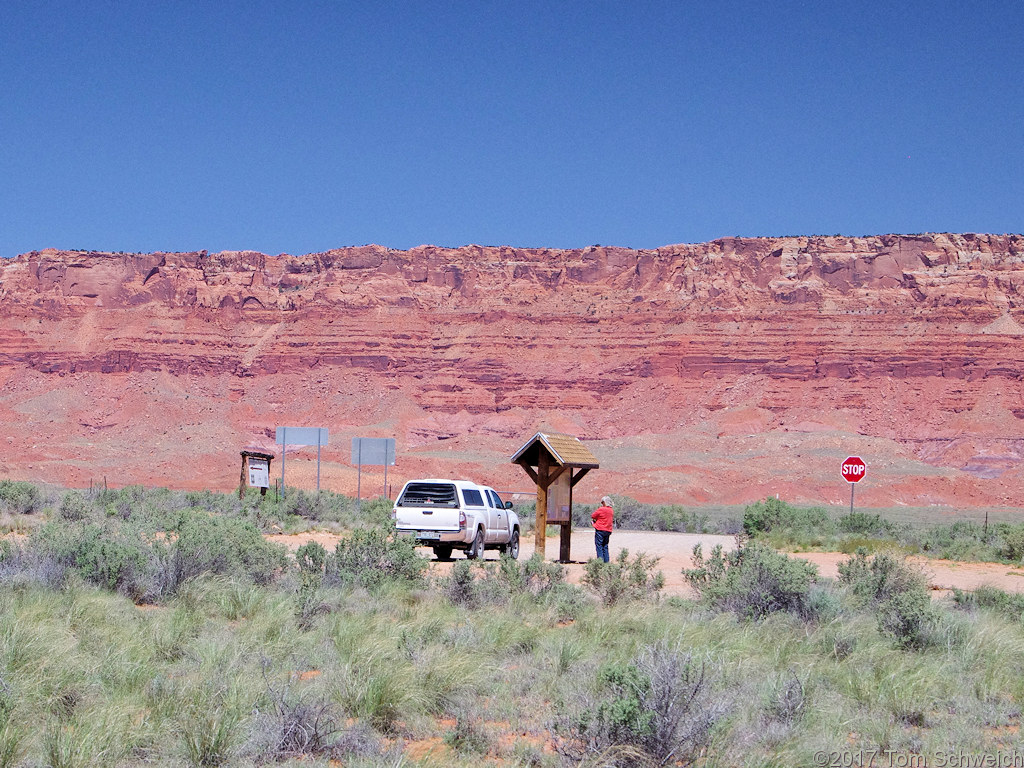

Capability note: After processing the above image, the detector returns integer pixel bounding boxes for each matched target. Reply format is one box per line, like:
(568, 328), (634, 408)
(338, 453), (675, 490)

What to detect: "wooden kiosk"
(511, 432), (599, 562)
(239, 450), (274, 498)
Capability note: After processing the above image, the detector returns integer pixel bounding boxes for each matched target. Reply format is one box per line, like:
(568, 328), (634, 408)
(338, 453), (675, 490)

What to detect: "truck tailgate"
(394, 481), (462, 531)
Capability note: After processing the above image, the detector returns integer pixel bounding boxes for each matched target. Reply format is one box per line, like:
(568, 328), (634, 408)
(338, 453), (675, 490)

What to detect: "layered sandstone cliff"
(2, 234), (1023, 508)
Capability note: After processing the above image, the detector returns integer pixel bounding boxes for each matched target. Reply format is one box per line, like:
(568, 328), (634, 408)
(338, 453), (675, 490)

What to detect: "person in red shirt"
(591, 495), (614, 562)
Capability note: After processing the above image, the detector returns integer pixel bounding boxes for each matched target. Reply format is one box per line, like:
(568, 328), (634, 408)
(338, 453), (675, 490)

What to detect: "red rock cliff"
(2, 234), (1024, 508)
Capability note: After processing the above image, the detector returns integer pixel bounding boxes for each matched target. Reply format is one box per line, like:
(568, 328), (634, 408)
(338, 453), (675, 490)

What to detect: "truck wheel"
(432, 545), (453, 561)
(507, 529), (520, 560)
(466, 528), (485, 560)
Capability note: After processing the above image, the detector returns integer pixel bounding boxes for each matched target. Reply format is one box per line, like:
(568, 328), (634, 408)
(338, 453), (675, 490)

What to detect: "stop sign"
(841, 456), (867, 483)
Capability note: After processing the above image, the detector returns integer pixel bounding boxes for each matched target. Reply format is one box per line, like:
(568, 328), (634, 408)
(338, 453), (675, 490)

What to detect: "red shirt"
(591, 505), (614, 532)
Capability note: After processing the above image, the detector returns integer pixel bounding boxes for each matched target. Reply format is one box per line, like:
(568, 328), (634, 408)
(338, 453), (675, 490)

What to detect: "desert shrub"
(66, 526), (151, 598)
(442, 555), (578, 613)
(0, 480), (42, 515)
(837, 549), (944, 649)
(279, 489), (333, 521)
(742, 498), (785, 535)
(554, 642), (725, 767)
(582, 549), (664, 606)
(57, 491), (90, 522)
(952, 584), (1024, 618)
(742, 497), (834, 538)
(595, 498), (710, 533)
(444, 561), (477, 607)
(875, 588), (940, 650)
(30, 521), (152, 599)
(836, 549), (928, 606)
(183, 489), (241, 516)
(0, 539), (68, 590)
(169, 511), (288, 589)
(294, 541), (329, 627)
(999, 523), (1024, 562)
(684, 541), (821, 621)
(295, 541), (326, 585)
(277, 489), (392, 527)
(495, 552), (567, 597)
(358, 496), (396, 528)
(916, 520), (998, 561)
(837, 511), (897, 536)
(28, 509), (287, 600)
(443, 712), (492, 755)
(252, 672), (366, 760)
(94, 484), (146, 520)
(325, 524), (426, 590)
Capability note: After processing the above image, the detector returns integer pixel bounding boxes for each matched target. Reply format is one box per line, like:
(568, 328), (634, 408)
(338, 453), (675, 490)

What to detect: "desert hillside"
(2, 234), (1023, 508)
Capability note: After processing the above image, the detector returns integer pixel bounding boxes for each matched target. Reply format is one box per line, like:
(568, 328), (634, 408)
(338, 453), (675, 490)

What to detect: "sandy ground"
(266, 529), (1024, 597)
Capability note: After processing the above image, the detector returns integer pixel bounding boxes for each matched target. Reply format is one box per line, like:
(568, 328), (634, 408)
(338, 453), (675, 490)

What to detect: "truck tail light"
(459, 510), (466, 529)
(391, 507), (397, 521)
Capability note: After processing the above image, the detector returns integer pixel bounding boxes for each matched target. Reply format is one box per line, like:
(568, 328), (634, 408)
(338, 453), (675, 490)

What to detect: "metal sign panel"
(276, 427), (328, 446)
(247, 457), (270, 488)
(351, 437), (396, 466)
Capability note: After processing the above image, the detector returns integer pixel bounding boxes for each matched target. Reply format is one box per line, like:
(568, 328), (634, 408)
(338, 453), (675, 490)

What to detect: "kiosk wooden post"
(511, 432), (599, 562)
(536, 451), (550, 553)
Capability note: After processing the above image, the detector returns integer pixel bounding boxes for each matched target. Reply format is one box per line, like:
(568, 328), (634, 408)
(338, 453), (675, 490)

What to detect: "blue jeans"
(595, 530), (611, 563)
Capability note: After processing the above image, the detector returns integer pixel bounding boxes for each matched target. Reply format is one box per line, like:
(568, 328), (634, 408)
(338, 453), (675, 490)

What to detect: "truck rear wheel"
(507, 529), (520, 560)
(499, 528), (520, 560)
(465, 528), (485, 560)
(432, 545), (453, 561)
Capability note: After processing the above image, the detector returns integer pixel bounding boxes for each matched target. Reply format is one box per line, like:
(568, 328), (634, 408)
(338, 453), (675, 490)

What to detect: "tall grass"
(0, 566), (1022, 764)
(1, 482), (1024, 764)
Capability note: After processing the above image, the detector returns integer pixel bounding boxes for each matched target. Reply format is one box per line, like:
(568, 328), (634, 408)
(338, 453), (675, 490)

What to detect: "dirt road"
(266, 529), (1024, 597)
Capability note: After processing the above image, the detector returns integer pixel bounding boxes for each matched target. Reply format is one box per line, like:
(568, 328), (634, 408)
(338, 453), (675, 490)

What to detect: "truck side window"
(462, 489), (484, 507)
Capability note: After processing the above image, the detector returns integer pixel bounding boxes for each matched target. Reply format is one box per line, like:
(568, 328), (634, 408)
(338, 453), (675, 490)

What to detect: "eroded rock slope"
(2, 234), (1023, 508)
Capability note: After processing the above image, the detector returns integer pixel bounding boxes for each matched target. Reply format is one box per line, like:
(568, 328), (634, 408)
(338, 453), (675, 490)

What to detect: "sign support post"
(351, 437), (397, 510)
(280, 427), (287, 498)
(275, 427), (329, 497)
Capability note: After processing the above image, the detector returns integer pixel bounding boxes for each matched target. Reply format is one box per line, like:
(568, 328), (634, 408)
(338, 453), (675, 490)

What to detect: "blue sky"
(1, 1), (1021, 258)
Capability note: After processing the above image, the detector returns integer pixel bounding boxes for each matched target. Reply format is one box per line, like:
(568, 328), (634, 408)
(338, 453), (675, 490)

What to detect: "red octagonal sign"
(841, 456), (867, 483)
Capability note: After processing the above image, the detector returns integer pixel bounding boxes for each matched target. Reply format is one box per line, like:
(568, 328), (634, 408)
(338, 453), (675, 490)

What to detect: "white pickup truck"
(392, 479), (521, 560)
